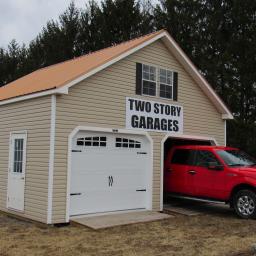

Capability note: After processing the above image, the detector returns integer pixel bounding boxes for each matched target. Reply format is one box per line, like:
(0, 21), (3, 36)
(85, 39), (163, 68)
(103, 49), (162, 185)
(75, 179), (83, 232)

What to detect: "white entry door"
(70, 131), (151, 216)
(7, 132), (27, 211)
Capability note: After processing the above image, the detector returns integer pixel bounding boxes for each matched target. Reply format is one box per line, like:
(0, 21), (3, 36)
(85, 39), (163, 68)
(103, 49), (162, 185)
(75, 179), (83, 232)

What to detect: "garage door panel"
(71, 174), (109, 192)
(112, 173), (146, 189)
(70, 131), (151, 216)
(71, 170), (146, 191)
(70, 189), (146, 216)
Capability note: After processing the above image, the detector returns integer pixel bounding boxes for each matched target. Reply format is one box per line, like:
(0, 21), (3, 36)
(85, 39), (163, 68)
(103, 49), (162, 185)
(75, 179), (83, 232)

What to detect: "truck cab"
(164, 145), (256, 219)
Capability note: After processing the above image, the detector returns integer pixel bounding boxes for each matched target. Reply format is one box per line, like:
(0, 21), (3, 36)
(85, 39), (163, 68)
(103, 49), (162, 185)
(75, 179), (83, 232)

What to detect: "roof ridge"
(36, 29), (164, 73)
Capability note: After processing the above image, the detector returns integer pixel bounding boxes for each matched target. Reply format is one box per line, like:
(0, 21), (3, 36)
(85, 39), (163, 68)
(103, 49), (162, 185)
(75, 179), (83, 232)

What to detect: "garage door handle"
(70, 193), (82, 196)
(136, 189), (146, 192)
(108, 176), (113, 187)
(188, 170), (196, 175)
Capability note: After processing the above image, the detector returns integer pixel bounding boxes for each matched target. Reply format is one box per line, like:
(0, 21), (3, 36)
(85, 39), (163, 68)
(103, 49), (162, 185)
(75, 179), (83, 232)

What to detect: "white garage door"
(70, 131), (151, 216)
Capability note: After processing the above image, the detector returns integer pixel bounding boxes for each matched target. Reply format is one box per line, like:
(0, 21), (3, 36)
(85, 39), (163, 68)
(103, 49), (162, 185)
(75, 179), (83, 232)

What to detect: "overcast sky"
(0, 0), (88, 48)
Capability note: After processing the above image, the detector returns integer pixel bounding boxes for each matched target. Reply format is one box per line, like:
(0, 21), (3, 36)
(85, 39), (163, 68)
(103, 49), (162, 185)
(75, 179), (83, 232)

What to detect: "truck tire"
(233, 190), (256, 219)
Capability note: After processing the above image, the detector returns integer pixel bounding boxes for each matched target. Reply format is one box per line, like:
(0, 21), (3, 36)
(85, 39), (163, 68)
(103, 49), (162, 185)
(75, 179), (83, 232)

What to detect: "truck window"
(171, 149), (194, 165)
(195, 150), (220, 167)
(216, 149), (256, 167)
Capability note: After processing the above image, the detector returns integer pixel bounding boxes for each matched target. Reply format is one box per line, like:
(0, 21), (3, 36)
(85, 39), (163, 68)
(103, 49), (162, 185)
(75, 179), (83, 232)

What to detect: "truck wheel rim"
(237, 195), (255, 216)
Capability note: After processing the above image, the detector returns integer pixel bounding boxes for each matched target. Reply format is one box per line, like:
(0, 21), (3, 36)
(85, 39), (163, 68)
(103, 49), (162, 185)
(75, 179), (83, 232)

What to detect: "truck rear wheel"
(233, 190), (256, 219)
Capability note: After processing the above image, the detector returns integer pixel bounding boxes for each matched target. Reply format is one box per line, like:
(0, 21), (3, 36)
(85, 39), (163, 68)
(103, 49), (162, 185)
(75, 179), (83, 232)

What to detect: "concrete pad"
(164, 204), (201, 216)
(71, 211), (171, 229)
(163, 197), (230, 216)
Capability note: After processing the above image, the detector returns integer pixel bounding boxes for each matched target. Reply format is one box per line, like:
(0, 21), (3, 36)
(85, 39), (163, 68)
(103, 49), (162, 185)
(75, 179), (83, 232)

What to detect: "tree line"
(0, 0), (255, 155)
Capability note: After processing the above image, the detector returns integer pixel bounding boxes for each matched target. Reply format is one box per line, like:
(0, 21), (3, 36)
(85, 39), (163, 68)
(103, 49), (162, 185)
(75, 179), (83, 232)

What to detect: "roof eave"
(222, 113), (234, 120)
(0, 86), (68, 106)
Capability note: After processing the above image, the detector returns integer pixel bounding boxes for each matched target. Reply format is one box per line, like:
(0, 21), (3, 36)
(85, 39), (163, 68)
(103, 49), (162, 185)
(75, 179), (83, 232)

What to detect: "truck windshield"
(216, 150), (256, 167)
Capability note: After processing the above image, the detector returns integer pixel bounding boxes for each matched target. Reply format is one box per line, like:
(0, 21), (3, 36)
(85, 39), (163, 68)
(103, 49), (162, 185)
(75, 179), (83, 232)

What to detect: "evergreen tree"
(59, 1), (80, 58)
(0, 47), (8, 85)
(100, 0), (147, 45)
(77, 0), (105, 54)
(0, 0), (255, 155)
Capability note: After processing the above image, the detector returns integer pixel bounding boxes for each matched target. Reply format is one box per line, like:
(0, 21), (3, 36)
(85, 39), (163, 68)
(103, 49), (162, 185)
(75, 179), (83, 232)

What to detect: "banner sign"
(126, 97), (183, 133)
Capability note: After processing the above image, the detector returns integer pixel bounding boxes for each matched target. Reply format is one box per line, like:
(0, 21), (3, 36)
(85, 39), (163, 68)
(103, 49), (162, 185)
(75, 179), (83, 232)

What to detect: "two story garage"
(0, 30), (233, 224)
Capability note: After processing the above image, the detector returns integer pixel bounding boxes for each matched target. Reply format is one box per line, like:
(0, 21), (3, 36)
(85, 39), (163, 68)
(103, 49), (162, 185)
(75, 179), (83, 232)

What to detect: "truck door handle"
(188, 170), (196, 175)
(167, 168), (173, 172)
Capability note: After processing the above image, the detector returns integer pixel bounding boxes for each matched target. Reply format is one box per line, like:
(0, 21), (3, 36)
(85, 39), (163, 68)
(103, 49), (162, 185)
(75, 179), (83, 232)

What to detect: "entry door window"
(13, 138), (24, 173)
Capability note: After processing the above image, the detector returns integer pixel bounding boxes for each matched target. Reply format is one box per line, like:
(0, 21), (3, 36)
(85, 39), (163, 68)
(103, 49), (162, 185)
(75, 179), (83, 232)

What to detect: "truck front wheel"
(233, 190), (256, 219)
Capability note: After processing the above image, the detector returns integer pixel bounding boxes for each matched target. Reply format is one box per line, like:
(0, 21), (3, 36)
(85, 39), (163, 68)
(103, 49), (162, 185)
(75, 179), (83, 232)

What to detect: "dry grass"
(0, 204), (256, 256)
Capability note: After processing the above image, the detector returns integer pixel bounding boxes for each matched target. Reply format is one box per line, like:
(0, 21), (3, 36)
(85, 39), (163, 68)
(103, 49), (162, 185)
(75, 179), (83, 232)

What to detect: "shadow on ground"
(164, 196), (236, 217)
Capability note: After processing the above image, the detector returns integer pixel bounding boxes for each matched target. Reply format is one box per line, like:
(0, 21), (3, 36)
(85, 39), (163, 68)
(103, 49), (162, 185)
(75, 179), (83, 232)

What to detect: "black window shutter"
(136, 63), (142, 95)
(173, 72), (178, 101)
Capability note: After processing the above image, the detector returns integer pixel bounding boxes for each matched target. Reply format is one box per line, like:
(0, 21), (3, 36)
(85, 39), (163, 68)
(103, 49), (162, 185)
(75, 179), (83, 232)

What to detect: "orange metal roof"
(0, 30), (164, 101)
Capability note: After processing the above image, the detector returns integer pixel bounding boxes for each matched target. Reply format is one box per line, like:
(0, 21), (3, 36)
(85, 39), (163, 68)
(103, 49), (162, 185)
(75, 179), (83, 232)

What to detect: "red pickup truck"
(164, 145), (256, 219)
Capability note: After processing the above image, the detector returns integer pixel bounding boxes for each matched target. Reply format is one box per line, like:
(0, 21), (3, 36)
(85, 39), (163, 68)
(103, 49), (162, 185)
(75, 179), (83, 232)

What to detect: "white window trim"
(141, 63), (157, 97)
(8, 131), (28, 175)
(159, 68), (174, 100)
(141, 64), (176, 100)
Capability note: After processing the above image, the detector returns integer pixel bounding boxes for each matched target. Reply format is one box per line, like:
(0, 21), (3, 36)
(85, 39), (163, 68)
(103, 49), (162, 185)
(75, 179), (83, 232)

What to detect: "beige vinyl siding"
(0, 96), (51, 223)
(53, 39), (225, 223)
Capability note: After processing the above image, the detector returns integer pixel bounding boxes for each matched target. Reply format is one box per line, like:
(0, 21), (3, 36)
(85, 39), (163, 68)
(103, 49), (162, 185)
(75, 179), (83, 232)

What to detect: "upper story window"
(159, 68), (173, 99)
(142, 64), (156, 96)
(136, 62), (178, 101)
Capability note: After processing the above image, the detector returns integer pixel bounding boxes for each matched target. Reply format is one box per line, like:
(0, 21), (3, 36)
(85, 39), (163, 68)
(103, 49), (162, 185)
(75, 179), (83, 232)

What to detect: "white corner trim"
(224, 120), (227, 146)
(159, 133), (218, 211)
(65, 126), (154, 222)
(0, 87), (68, 106)
(47, 95), (56, 224)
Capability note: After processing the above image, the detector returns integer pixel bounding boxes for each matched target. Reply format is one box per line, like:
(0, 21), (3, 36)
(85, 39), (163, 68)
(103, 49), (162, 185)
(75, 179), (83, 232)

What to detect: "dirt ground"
(1, 202), (256, 256)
